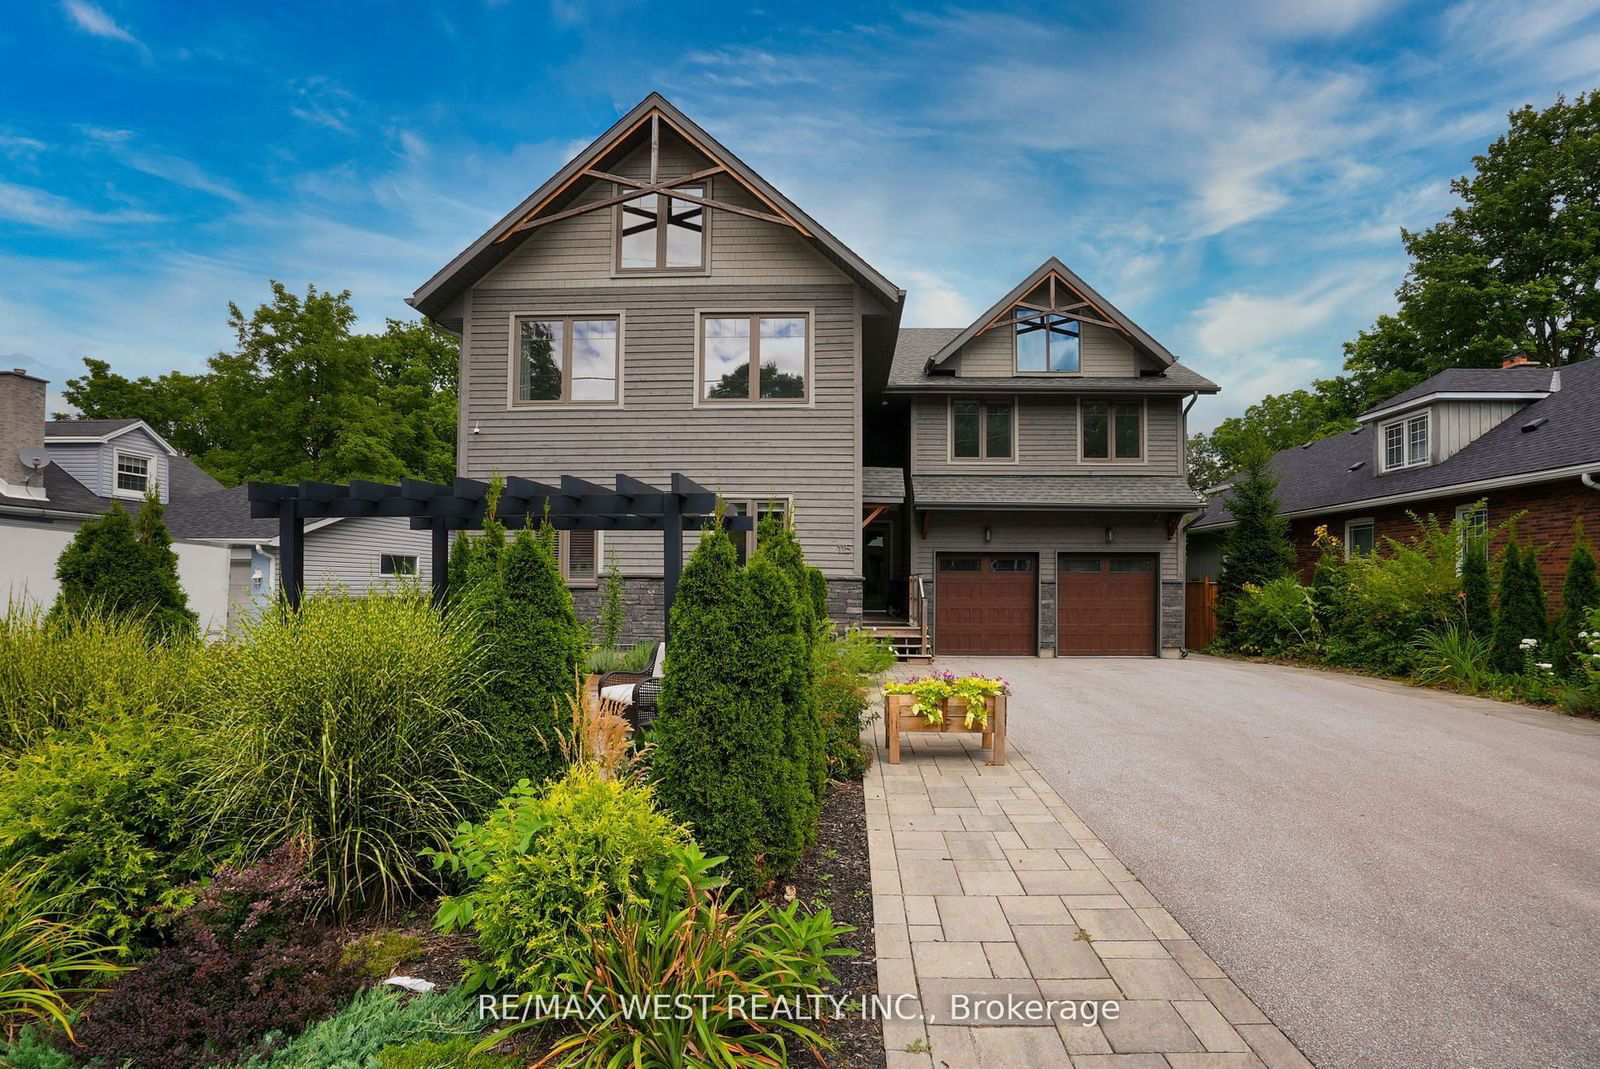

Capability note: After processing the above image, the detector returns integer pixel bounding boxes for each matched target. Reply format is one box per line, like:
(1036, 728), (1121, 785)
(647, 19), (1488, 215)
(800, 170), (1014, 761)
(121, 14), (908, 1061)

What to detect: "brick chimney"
(0, 368), (48, 495)
(1501, 352), (1541, 369)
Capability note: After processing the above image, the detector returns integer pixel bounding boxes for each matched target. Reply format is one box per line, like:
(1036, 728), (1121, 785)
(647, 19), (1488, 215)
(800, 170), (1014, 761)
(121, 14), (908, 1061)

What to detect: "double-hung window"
(1015, 312), (1080, 373)
(559, 530), (599, 586)
(1081, 400), (1142, 460)
(617, 186), (705, 272)
(1381, 412), (1429, 471)
(114, 451), (150, 495)
(700, 314), (809, 402)
(951, 400), (1013, 460)
(513, 315), (619, 404)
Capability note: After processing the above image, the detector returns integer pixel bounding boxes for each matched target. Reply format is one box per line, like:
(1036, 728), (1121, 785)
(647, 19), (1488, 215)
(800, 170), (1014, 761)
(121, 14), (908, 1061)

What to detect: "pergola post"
(661, 485), (682, 639)
(429, 518), (450, 608)
(278, 497), (304, 610)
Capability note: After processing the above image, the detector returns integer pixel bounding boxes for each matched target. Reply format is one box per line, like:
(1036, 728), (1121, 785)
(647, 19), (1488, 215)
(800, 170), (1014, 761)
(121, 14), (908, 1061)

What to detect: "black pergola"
(246, 473), (752, 635)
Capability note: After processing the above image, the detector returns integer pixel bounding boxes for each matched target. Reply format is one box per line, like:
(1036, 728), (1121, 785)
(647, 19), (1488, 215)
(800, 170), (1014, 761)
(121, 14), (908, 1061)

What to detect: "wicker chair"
(598, 642), (666, 734)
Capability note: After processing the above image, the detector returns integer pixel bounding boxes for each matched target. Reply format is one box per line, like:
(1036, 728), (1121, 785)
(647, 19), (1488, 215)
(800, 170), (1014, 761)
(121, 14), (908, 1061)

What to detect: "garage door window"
(1060, 559), (1100, 572)
(991, 558), (1032, 571)
(1109, 559), (1153, 572)
(940, 557), (981, 571)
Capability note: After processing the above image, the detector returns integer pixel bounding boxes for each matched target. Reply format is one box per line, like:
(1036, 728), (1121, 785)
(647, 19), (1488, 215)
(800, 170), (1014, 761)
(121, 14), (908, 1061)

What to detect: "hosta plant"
(884, 671), (1009, 728)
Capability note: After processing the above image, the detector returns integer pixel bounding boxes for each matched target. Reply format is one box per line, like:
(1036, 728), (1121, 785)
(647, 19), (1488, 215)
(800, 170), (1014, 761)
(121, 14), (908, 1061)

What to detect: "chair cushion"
(600, 683), (636, 705)
(651, 641), (668, 678)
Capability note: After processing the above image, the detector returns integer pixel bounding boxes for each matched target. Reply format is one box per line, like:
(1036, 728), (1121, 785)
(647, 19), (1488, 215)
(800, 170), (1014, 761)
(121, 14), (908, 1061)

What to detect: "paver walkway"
(866, 727), (1312, 1068)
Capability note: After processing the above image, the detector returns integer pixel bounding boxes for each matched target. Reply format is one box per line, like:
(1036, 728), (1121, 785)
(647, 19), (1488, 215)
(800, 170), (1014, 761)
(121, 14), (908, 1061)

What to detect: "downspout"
(1583, 472), (1600, 493)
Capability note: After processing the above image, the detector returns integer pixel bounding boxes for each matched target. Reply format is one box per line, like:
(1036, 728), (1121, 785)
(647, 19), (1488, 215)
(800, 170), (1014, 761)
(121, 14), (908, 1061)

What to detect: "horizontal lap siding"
(464, 284), (859, 577)
(303, 516), (434, 596)
(911, 397), (1182, 476)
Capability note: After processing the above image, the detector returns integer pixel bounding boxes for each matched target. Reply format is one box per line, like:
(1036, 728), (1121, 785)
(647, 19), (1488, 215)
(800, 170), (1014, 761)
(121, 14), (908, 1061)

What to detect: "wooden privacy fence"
(1185, 578), (1218, 650)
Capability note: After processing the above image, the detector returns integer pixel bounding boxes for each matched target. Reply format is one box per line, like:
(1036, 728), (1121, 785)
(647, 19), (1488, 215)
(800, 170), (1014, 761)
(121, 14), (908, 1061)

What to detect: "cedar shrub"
(1553, 526), (1600, 679)
(51, 493), (197, 641)
(1460, 529), (1494, 638)
(1217, 446), (1295, 640)
(1492, 538), (1549, 674)
(752, 519), (827, 818)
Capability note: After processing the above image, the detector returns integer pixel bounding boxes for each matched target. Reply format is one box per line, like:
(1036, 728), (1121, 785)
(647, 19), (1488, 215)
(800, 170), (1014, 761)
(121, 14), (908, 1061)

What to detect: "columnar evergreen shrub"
(752, 520), (826, 823)
(1552, 527), (1599, 679)
(0, 712), (223, 944)
(1492, 538), (1548, 674)
(1461, 530), (1494, 638)
(653, 527), (812, 892)
(200, 590), (485, 914)
(599, 547), (624, 650)
(1217, 447), (1295, 638)
(50, 493), (197, 641)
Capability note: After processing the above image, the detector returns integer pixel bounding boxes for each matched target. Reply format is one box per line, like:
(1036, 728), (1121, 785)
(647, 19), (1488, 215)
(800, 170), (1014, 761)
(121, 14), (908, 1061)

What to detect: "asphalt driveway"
(919, 653), (1600, 1068)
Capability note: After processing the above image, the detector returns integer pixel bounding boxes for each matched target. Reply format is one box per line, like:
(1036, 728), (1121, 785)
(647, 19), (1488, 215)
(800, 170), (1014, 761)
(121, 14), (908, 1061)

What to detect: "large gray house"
(409, 93), (1219, 657)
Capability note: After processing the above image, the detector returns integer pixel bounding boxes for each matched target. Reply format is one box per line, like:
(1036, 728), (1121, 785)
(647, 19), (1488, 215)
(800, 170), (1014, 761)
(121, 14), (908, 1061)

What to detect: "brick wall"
(1287, 477), (1600, 617)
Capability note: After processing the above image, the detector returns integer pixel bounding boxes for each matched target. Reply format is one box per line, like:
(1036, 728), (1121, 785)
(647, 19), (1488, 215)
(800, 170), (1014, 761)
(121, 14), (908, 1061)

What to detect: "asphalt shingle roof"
(1358, 365), (1558, 417)
(1193, 359), (1600, 530)
(43, 418), (140, 437)
(863, 466), (905, 503)
(913, 474), (1205, 511)
(887, 328), (1219, 394)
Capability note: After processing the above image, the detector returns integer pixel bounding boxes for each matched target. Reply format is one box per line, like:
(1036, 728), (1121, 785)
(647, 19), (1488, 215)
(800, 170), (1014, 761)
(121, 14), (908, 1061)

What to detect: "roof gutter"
(1358, 391), (1550, 424)
(917, 501), (1207, 513)
(1191, 461), (1600, 532)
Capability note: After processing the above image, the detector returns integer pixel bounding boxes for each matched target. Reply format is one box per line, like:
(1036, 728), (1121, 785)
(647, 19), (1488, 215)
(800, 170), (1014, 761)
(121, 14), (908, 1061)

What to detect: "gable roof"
(410, 93), (903, 322)
(927, 258), (1179, 371)
(44, 418), (180, 456)
(1192, 358), (1600, 530)
(886, 326), (1217, 394)
(1357, 365), (1559, 422)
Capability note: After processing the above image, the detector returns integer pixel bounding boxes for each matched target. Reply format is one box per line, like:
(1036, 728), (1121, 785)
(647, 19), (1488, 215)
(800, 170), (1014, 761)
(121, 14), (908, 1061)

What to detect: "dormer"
(1356, 363), (1559, 473)
(42, 419), (178, 503)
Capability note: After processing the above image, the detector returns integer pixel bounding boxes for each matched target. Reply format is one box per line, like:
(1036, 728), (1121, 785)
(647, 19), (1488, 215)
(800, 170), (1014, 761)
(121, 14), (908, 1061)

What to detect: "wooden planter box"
(884, 693), (1006, 766)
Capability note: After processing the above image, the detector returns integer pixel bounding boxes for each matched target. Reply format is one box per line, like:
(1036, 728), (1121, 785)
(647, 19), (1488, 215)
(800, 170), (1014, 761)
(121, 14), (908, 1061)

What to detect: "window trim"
(693, 309), (814, 408)
(611, 180), (712, 277)
(1378, 411), (1430, 472)
(947, 398), (1019, 464)
(378, 553), (418, 577)
(1076, 398), (1148, 465)
(728, 497), (793, 562)
(1012, 311), (1083, 376)
(1344, 518), (1376, 560)
(558, 529), (602, 589)
(1454, 501), (1489, 567)
(505, 311), (626, 409)
(111, 448), (154, 499)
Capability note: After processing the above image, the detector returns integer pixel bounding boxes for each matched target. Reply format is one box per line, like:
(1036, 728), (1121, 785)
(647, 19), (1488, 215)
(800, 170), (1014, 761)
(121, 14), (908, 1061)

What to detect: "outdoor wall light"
(1104, 526), (1114, 544)
(983, 526), (992, 543)
(471, 420), (482, 435)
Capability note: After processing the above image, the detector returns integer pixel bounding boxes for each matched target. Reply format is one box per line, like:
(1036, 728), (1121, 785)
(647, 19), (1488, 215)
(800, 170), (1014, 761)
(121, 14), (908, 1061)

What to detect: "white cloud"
(0, 182), (163, 230)
(60, 0), (150, 56)
(898, 270), (977, 327)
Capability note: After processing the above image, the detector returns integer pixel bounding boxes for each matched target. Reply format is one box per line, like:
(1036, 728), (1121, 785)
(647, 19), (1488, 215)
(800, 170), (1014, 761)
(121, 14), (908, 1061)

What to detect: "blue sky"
(3, 0), (1599, 430)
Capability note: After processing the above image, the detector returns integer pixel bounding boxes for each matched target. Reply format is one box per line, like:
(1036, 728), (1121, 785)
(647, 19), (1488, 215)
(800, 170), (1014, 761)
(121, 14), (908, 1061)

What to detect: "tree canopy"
(61, 282), (458, 486)
(1190, 93), (1599, 487)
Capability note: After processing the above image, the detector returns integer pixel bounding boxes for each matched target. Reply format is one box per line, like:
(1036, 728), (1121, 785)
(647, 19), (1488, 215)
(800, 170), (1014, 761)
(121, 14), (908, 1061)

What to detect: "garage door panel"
(936, 554), (1036, 655)
(1058, 555), (1156, 656)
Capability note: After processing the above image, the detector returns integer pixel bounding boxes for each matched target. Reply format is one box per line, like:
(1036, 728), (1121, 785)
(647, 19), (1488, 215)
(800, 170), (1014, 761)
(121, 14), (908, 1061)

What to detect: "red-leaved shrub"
(72, 840), (359, 1067)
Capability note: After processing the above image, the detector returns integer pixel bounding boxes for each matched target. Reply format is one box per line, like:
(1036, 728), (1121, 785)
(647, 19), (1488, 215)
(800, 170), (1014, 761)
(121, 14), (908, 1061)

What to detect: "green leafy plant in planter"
(884, 672), (1009, 728)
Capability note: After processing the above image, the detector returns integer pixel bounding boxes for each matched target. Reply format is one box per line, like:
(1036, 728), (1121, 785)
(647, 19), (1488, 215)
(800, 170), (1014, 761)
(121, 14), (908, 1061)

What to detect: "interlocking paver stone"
(866, 715), (1307, 1067)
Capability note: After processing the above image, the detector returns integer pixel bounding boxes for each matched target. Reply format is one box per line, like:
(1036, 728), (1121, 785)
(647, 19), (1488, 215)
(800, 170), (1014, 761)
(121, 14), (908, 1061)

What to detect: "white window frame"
(379, 553), (418, 577)
(112, 448), (153, 499)
(947, 398), (1019, 464)
(1344, 518), (1376, 560)
(1076, 398), (1148, 465)
(1379, 411), (1430, 472)
(693, 309), (814, 408)
(504, 311), (626, 410)
(559, 529), (603, 589)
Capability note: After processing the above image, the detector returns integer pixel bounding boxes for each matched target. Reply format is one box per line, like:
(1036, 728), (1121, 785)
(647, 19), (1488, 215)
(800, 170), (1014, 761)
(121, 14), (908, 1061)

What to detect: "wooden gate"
(1184, 578), (1218, 649)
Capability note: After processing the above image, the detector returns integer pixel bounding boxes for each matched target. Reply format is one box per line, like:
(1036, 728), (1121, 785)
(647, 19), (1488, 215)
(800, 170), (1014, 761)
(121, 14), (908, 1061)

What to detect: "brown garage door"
(1057, 555), (1156, 656)
(935, 554), (1037, 655)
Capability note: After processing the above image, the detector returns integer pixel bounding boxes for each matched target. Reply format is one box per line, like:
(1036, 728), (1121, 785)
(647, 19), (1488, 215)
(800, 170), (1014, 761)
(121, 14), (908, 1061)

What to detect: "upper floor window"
(701, 314), (808, 403)
(114, 451), (150, 495)
(514, 315), (619, 404)
(1015, 313), (1080, 374)
(1381, 412), (1429, 471)
(1081, 400), (1141, 460)
(617, 187), (705, 272)
(952, 400), (1013, 460)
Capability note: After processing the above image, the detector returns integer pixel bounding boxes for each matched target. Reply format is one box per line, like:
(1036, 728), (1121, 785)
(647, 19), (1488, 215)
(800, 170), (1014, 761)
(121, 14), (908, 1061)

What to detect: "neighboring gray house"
(409, 93), (1220, 655)
(0, 368), (433, 632)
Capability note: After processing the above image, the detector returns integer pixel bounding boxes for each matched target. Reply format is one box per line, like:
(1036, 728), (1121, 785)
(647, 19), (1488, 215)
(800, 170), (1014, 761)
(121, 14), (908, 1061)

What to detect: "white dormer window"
(114, 451), (150, 496)
(1380, 412), (1429, 472)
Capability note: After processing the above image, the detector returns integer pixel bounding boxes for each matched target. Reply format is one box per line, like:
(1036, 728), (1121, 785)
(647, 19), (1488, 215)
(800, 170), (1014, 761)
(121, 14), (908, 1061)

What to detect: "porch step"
(861, 622), (930, 662)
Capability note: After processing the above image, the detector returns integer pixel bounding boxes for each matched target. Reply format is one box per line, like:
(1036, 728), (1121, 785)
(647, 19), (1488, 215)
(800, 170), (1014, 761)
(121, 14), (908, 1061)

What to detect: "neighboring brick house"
(1188, 359), (1600, 614)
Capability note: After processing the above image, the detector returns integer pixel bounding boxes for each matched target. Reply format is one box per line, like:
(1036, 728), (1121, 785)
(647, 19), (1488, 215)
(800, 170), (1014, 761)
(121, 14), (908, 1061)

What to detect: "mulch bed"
(767, 778), (886, 1069)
